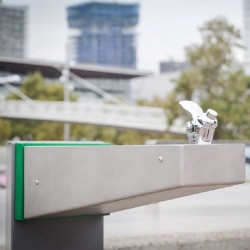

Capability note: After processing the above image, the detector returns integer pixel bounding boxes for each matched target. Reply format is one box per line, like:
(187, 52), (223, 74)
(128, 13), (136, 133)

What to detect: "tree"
(165, 17), (250, 140)
(7, 72), (76, 101)
(1, 72), (77, 142)
(0, 119), (11, 144)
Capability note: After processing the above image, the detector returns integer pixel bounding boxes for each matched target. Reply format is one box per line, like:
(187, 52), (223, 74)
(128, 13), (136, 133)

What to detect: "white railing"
(0, 100), (169, 132)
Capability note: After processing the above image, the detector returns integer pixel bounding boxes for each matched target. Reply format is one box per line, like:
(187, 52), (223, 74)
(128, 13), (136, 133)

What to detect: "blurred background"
(0, 0), (250, 249)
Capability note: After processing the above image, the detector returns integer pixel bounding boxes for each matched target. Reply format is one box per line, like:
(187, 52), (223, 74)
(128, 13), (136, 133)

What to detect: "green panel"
(15, 142), (110, 221)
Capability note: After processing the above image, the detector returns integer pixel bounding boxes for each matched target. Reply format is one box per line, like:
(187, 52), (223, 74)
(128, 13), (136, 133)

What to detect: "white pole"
(64, 43), (70, 141)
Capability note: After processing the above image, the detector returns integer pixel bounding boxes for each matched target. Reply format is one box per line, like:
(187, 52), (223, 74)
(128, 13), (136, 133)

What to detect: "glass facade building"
(244, 0), (250, 75)
(67, 2), (139, 69)
(0, 4), (27, 58)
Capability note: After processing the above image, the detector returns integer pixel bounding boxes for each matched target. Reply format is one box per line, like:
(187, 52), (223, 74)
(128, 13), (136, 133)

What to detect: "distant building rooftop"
(0, 57), (151, 79)
(159, 60), (189, 74)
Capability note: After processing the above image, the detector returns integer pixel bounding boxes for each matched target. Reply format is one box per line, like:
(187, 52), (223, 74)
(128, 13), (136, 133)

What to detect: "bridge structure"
(0, 99), (184, 134)
(0, 61), (185, 134)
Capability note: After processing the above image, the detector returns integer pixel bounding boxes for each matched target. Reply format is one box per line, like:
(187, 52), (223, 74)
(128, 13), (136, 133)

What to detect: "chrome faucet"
(179, 100), (218, 144)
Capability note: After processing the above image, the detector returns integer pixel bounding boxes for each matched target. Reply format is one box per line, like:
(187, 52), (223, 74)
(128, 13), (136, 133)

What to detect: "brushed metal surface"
(24, 144), (245, 219)
(182, 144), (245, 186)
(6, 142), (104, 250)
(35, 184), (230, 219)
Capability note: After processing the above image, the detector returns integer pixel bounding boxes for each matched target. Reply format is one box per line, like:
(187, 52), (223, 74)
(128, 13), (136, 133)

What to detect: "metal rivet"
(35, 180), (39, 185)
(158, 156), (163, 163)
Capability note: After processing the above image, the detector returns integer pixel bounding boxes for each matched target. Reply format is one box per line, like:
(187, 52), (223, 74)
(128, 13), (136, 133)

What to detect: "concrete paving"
(104, 183), (250, 238)
(104, 183), (250, 249)
(105, 229), (250, 250)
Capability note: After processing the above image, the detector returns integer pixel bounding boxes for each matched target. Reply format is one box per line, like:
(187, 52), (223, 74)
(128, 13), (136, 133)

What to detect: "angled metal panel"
(23, 144), (245, 219)
(24, 145), (181, 219)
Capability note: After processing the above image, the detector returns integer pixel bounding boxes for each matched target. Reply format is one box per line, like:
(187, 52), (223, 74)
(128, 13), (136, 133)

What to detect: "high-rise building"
(0, 3), (27, 58)
(244, 0), (250, 75)
(67, 2), (139, 69)
(159, 60), (189, 74)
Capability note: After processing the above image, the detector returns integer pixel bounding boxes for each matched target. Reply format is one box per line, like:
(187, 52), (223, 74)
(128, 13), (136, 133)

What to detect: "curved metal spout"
(179, 100), (218, 144)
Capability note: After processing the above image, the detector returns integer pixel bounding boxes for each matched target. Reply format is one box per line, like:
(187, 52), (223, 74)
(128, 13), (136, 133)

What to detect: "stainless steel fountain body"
(179, 100), (218, 144)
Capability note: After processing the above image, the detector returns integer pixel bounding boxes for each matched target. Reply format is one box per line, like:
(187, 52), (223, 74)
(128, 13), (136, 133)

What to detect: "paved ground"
(104, 183), (250, 238)
(105, 229), (250, 250)
(1, 184), (250, 248)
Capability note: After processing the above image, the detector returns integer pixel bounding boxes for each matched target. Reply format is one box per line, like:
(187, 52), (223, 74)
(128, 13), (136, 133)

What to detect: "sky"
(4, 0), (244, 73)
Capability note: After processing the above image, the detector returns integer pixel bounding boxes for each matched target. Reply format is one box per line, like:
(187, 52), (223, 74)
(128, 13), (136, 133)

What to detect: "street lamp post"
(63, 43), (70, 141)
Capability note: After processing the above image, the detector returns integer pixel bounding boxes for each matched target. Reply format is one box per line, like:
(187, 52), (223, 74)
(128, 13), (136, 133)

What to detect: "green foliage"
(70, 124), (172, 145)
(0, 119), (11, 144)
(164, 17), (250, 140)
(8, 72), (77, 101)
(1, 72), (75, 143)
(33, 122), (64, 141)
(70, 125), (118, 143)
(246, 75), (250, 89)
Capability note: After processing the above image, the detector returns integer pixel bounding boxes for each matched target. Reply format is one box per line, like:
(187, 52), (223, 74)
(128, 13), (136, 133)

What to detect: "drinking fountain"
(5, 101), (245, 250)
(179, 100), (218, 144)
